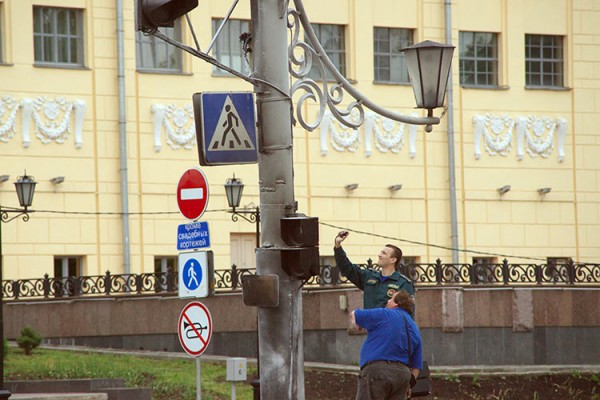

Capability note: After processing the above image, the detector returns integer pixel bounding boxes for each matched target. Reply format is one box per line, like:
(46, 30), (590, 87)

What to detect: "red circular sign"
(178, 301), (212, 357)
(177, 167), (209, 220)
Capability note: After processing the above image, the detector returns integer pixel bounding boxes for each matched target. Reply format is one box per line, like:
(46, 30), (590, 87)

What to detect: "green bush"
(16, 327), (42, 356)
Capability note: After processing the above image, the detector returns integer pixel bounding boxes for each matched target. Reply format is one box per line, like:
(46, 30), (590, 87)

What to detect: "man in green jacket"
(334, 231), (415, 310)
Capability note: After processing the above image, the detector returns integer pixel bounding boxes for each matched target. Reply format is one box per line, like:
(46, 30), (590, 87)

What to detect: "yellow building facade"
(0, 0), (598, 281)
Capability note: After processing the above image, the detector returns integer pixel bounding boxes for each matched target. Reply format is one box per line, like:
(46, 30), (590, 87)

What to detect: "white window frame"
(53, 256), (83, 296)
(525, 34), (564, 88)
(459, 31), (499, 87)
(308, 23), (346, 80)
(373, 27), (413, 84)
(136, 22), (183, 72)
(211, 18), (251, 75)
(33, 6), (84, 67)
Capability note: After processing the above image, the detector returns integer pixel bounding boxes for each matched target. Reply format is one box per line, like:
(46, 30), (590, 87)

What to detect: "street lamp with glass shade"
(14, 174), (37, 211)
(402, 40), (455, 132)
(0, 172), (37, 399)
(224, 175), (244, 211)
(224, 175), (260, 247)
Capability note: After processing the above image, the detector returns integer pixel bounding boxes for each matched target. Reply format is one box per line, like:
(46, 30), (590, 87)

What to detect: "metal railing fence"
(4, 259), (599, 301)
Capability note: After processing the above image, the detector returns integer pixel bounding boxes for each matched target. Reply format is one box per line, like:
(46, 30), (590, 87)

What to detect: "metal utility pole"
(251, 0), (305, 398)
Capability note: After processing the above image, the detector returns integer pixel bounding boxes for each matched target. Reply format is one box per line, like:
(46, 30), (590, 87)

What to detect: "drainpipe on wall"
(116, 0), (131, 274)
(445, 0), (459, 264)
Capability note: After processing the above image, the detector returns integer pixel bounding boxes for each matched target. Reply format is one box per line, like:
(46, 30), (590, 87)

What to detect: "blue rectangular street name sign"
(177, 221), (211, 251)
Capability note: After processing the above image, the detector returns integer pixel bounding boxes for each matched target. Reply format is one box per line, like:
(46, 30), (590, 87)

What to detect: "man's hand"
(334, 231), (349, 248)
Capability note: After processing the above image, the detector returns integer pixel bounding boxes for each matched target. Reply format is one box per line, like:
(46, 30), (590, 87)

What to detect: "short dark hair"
(385, 244), (402, 269)
(392, 290), (413, 314)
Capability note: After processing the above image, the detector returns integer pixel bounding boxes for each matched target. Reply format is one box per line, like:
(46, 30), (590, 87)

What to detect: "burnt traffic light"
(280, 216), (320, 279)
(137, 0), (198, 32)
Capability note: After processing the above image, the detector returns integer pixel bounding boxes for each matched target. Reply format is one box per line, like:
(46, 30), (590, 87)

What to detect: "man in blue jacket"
(352, 290), (422, 400)
(334, 231), (415, 310)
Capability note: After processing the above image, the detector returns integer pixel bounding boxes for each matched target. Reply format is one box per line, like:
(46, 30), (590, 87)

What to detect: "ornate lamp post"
(0, 172), (37, 399)
(224, 176), (260, 248)
(138, 2), (455, 397)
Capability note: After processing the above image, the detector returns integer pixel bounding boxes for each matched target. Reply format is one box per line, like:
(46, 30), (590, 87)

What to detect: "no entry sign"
(177, 167), (209, 220)
(178, 301), (213, 357)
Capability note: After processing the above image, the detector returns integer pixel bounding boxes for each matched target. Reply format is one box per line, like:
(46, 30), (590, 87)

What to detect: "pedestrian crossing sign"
(193, 92), (258, 166)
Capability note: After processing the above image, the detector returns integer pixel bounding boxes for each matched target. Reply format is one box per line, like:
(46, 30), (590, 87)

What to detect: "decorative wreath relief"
(473, 114), (566, 162)
(485, 114), (513, 156)
(0, 95), (20, 143)
(372, 115), (405, 154)
(524, 116), (555, 159)
(472, 114), (513, 159)
(151, 104), (196, 152)
(32, 96), (74, 144)
(320, 110), (361, 155)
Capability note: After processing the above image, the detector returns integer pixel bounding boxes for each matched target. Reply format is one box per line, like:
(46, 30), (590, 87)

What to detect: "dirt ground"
(302, 369), (600, 400)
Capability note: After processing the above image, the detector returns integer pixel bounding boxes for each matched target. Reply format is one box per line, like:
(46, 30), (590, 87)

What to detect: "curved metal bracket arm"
(1, 208), (31, 223)
(290, 0), (439, 130)
(229, 207), (260, 224)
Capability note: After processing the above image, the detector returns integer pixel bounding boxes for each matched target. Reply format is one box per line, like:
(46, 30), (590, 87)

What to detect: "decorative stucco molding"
(319, 110), (418, 158)
(473, 114), (514, 160)
(31, 96), (74, 145)
(0, 95), (20, 143)
(3, 96), (86, 148)
(319, 110), (361, 155)
(473, 114), (566, 162)
(151, 103), (196, 152)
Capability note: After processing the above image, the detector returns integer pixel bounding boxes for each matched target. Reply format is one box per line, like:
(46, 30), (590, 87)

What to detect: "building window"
(230, 233), (256, 269)
(525, 34), (564, 88)
(472, 257), (497, 284)
(459, 31), (498, 87)
(211, 18), (251, 75)
(154, 256), (177, 292)
(374, 27), (413, 83)
(136, 23), (182, 72)
(53, 256), (82, 297)
(33, 7), (84, 66)
(308, 23), (346, 80)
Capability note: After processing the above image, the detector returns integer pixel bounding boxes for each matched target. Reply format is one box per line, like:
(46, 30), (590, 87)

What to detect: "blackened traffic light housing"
(280, 216), (320, 280)
(137, 0), (198, 32)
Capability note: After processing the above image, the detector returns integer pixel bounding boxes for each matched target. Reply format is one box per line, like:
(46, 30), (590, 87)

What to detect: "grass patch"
(5, 347), (257, 400)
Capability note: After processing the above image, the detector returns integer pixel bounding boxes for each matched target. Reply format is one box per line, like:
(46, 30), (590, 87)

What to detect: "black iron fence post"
(43, 274), (50, 298)
(167, 266), (176, 292)
(470, 263), (477, 285)
(435, 259), (443, 284)
(502, 259), (509, 285)
(231, 264), (239, 290)
(567, 259), (575, 285)
(11, 281), (19, 300)
(104, 271), (111, 295)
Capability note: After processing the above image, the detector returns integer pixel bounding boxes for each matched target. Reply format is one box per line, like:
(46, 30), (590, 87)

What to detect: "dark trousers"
(356, 361), (411, 400)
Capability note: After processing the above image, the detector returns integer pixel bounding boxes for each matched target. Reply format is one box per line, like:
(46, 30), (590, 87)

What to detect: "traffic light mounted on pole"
(280, 216), (320, 279)
(136, 0), (198, 33)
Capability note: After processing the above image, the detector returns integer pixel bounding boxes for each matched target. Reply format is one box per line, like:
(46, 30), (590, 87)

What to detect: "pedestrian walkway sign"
(193, 92), (258, 166)
(178, 251), (209, 298)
